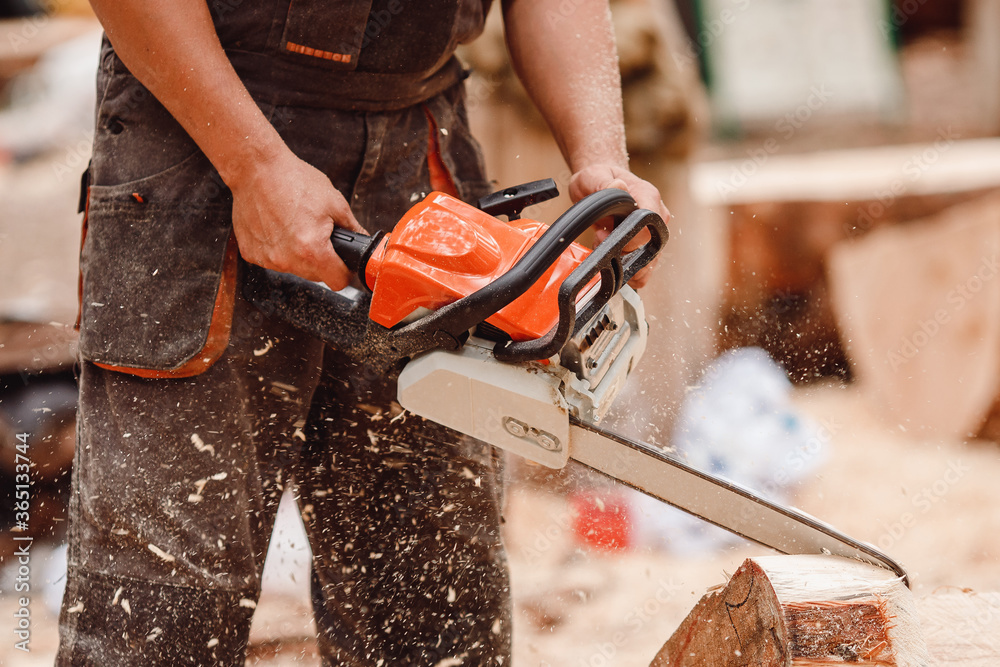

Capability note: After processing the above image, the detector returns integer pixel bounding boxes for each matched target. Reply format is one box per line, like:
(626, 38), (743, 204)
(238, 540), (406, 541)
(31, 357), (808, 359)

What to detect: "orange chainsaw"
(244, 179), (908, 584)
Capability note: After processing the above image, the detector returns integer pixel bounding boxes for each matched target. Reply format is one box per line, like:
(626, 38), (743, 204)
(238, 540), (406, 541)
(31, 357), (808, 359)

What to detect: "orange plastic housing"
(364, 192), (593, 341)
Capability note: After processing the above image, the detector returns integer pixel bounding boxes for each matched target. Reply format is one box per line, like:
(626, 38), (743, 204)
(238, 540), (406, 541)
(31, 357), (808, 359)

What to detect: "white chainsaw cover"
(397, 340), (572, 468)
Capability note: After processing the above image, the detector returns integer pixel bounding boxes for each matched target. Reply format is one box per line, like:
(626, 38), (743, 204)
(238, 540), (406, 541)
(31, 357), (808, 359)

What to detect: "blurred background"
(1, 0), (999, 664)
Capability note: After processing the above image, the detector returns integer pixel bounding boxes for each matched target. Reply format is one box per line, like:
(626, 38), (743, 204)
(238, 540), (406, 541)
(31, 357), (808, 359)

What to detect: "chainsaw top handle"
(490, 189), (668, 362)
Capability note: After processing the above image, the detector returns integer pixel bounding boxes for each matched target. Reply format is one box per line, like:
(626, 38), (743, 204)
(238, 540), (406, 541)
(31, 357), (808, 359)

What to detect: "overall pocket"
(79, 154), (236, 376)
(273, 0), (462, 75)
(278, 0), (374, 70)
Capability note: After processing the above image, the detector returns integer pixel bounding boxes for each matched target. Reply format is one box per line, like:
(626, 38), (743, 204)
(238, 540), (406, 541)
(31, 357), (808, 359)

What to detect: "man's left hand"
(568, 164), (670, 289)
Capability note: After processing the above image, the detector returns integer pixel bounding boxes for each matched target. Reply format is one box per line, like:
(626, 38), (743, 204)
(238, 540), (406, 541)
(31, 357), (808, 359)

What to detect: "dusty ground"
(2, 380), (997, 666)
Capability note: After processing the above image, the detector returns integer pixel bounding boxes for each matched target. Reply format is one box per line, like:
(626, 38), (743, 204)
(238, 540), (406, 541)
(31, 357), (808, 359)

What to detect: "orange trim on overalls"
(93, 233), (240, 379)
(423, 107), (459, 197)
(285, 41), (352, 63)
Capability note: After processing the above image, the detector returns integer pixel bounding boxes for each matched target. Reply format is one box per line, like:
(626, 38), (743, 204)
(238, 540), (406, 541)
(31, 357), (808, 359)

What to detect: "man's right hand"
(230, 149), (366, 291)
(89, 0), (366, 291)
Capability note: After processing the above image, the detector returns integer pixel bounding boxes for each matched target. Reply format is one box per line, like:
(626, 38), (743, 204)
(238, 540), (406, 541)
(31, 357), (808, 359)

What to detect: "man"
(58, 0), (669, 664)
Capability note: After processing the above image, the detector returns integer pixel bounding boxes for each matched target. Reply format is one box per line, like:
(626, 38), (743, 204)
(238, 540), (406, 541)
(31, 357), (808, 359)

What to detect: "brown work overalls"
(58, 1), (511, 664)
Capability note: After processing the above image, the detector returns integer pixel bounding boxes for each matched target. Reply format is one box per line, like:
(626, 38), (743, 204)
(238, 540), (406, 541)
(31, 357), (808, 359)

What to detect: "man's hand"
(230, 149), (365, 291)
(568, 164), (670, 289)
(88, 0), (367, 290)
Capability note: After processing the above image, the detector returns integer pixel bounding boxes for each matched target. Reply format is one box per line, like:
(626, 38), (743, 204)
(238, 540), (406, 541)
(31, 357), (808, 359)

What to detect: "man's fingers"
(334, 207), (365, 234)
(566, 165), (668, 292)
(630, 182), (670, 223)
(606, 177), (628, 192)
(315, 244), (353, 291)
(627, 264), (654, 290)
(328, 190), (365, 234)
(568, 166), (670, 226)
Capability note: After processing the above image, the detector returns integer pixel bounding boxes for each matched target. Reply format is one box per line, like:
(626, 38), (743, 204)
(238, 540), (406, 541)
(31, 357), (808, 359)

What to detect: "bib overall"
(58, 2), (511, 664)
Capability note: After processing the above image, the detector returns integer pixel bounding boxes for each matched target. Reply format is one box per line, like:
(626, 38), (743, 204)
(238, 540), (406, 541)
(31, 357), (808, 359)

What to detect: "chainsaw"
(243, 178), (909, 585)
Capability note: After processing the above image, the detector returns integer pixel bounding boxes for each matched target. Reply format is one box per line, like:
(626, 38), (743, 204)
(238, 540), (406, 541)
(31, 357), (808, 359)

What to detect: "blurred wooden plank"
(693, 138), (1000, 207)
(0, 16), (99, 81)
(246, 593), (320, 667)
(0, 321), (77, 376)
(828, 192), (1000, 438)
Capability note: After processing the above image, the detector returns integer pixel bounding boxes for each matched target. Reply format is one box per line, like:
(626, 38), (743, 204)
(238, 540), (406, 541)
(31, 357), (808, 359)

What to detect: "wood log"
(246, 593), (320, 666)
(650, 555), (928, 667)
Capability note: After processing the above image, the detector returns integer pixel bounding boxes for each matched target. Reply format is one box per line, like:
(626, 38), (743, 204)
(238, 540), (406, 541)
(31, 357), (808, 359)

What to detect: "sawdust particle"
(148, 544), (175, 562)
(191, 433), (215, 456)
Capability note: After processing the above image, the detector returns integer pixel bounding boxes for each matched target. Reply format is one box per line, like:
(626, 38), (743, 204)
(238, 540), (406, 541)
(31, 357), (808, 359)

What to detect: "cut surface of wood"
(650, 555), (927, 667)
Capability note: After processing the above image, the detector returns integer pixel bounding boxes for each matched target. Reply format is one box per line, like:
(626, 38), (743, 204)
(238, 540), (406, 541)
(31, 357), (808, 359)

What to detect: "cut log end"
(651, 555), (930, 667)
(784, 598), (896, 665)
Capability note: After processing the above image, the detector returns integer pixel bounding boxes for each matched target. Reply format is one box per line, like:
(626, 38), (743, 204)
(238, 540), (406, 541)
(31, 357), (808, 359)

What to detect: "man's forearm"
(503, 0), (667, 289)
(90, 0), (284, 187)
(501, 0), (628, 173)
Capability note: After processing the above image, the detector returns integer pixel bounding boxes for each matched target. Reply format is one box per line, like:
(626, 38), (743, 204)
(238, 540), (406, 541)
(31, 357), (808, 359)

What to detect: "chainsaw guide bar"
(569, 417), (910, 584)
